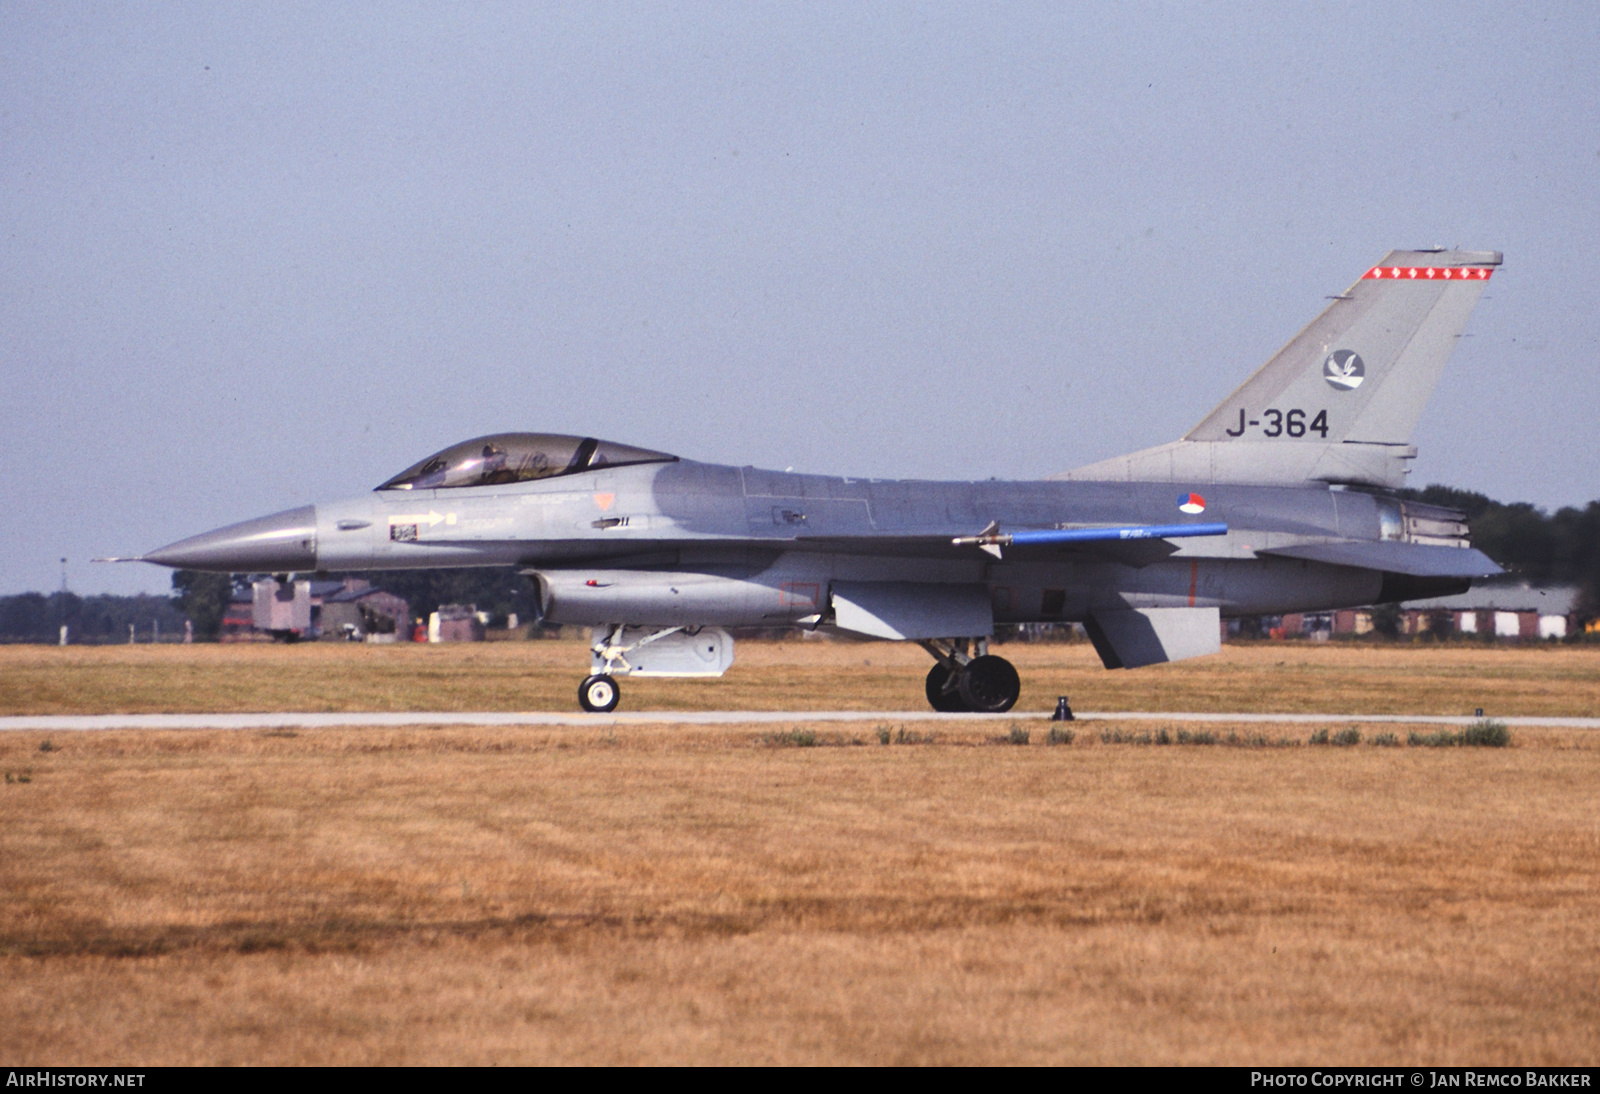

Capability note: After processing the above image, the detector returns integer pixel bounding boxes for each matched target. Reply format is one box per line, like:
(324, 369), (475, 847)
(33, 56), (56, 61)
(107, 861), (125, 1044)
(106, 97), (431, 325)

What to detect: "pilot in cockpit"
(376, 434), (676, 491)
(478, 443), (512, 485)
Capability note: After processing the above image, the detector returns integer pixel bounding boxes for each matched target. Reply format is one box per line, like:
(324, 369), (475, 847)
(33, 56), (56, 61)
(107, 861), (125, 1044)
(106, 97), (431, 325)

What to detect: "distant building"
(428, 603), (487, 643)
(1231, 583), (1580, 642)
(220, 586), (266, 641)
(221, 577), (410, 642)
(1330, 610), (1374, 637)
(1401, 584), (1579, 640)
(317, 579), (411, 642)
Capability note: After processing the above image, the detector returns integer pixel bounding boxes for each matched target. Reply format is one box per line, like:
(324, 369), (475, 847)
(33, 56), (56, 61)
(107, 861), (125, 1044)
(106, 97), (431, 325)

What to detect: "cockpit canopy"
(377, 433), (677, 491)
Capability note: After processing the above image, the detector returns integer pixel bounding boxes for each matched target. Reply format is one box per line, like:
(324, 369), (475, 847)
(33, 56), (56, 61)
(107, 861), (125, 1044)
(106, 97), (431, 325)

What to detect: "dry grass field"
(1, 636), (1597, 716)
(1, 641), (1597, 1064)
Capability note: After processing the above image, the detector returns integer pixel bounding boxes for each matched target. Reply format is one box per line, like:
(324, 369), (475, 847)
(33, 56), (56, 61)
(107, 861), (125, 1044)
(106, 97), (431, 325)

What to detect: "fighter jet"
(127, 248), (1505, 713)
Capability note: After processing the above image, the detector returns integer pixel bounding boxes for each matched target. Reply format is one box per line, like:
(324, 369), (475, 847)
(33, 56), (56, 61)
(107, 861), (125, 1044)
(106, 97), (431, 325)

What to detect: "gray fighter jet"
(128, 249), (1504, 713)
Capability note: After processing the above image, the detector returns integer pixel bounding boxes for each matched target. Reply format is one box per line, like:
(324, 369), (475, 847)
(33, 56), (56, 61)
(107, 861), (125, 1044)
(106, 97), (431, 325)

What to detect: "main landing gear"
(919, 638), (1020, 713)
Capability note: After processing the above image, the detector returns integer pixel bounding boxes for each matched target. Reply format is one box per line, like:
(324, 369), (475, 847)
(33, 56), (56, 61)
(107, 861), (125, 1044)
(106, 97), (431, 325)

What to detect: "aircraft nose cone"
(143, 505), (318, 572)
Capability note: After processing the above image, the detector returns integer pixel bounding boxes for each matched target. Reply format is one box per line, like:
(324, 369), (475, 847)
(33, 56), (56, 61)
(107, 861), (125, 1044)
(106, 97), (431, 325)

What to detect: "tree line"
(1399, 486), (1600, 615)
(0, 591), (190, 643)
(4, 485), (1598, 641)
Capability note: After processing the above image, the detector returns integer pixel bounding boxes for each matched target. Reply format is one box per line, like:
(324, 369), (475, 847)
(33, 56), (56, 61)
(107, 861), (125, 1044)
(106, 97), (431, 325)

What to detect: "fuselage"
(149, 456), (1462, 629)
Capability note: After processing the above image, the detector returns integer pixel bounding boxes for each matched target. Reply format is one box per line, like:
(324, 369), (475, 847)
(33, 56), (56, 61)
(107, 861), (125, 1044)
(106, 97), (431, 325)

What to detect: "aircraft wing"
(501, 535), (1174, 567)
(790, 532), (1194, 565)
(499, 522), (1228, 568)
(1257, 541), (1503, 578)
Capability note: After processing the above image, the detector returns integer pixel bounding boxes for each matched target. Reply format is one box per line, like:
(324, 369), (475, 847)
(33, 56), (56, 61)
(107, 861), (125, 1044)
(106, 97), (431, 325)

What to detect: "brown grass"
(2, 638), (1597, 716)
(2, 707), (1599, 1064)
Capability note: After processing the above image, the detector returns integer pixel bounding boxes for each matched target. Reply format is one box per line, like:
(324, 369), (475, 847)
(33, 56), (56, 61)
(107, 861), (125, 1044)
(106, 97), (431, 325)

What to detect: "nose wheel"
(578, 673), (621, 713)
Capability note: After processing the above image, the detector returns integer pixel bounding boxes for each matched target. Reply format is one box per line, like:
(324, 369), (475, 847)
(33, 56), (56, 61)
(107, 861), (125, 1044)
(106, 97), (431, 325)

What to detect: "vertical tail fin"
(1062, 249), (1501, 489)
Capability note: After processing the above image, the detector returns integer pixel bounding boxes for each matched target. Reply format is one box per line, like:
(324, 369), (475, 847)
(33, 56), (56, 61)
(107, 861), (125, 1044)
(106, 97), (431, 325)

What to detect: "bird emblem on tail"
(1323, 349), (1365, 390)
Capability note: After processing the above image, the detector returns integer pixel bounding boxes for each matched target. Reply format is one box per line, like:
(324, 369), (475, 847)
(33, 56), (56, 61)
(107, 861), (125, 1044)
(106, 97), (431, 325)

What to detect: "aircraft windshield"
(377, 433), (677, 490)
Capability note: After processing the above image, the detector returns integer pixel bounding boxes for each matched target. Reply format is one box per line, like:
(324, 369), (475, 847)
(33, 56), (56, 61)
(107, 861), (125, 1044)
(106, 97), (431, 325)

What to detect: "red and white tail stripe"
(1363, 266), (1493, 280)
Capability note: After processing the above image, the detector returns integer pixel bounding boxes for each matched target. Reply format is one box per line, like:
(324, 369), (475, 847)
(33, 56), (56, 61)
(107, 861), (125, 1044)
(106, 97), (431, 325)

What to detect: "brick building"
(1400, 584), (1578, 640)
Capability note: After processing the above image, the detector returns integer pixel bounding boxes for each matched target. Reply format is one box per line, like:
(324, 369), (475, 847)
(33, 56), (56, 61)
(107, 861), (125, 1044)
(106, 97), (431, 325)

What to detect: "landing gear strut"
(918, 638), (1020, 713)
(924, 663), (966, 712)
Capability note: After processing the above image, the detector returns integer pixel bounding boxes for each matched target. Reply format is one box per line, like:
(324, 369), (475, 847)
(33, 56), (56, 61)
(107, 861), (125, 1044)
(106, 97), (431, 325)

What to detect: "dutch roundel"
(1178, 493), (1207, 515)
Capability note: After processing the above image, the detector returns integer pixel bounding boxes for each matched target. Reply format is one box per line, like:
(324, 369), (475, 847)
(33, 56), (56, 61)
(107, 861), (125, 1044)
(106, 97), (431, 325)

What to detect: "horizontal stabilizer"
(1084, 607), (1221, 669)
(1259, 541), (1502, 578)
(831, 582), (993, 640)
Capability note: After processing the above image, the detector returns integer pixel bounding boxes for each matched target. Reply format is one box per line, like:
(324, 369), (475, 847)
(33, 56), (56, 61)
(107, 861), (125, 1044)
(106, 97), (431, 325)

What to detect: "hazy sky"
(4, 2), (1597, 595)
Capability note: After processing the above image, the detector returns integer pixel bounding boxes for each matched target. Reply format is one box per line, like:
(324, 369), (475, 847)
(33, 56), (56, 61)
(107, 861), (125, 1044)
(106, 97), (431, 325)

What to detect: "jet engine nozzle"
(143, 506), (318, 572)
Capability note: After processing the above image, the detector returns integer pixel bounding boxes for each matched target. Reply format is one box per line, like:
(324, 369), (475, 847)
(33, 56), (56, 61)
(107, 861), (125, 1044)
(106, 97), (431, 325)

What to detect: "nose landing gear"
(919, 638), (1020, 713)
(578, 673), (620, 713)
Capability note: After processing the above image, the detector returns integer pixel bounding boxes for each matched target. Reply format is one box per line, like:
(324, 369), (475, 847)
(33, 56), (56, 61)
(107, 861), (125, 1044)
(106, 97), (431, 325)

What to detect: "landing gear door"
(591, 626), (735, 677)
(830, 582), (993, 641)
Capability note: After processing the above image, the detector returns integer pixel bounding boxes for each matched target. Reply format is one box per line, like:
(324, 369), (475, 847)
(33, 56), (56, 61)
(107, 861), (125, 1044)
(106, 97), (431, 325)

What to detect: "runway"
(3, 710), (1597, 731)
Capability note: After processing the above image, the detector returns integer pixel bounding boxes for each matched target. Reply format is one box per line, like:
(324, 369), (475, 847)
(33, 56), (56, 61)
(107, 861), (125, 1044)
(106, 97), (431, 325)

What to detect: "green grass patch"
(1408, 719), (1513, 748)
(1221, 731), (1299, 748)
(1309, 727), (1367, 746)
(761, 729), (817, 748)
(1308, 727), (1362, 746)
(1100, 726), (1298, 747)
(1462, 719), (1513, 747)
(1408, 729), (1458, 747)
